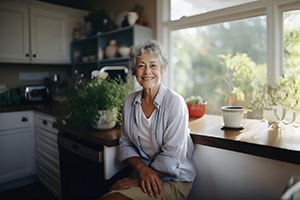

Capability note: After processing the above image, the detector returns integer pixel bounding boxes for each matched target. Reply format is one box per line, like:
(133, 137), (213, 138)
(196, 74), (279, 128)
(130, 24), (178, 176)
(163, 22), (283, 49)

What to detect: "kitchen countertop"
(2, 104), (300, 165)
(189, 115), (300, 165)
(0, 102), (64, 117)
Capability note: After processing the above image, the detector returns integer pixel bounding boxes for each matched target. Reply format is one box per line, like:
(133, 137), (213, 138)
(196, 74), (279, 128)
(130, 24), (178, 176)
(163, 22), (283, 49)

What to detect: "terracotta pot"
(187, 102), (207, 118)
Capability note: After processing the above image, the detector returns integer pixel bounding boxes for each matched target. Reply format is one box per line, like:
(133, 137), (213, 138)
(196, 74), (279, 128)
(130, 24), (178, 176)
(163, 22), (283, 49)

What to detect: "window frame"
(156, 0), (300, 89)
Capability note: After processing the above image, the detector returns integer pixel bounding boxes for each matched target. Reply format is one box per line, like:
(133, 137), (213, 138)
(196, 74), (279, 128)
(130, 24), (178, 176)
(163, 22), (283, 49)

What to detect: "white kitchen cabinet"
(0, 1), (87, 64)
(0, 111), (35, 187)
(0, 2), (29, 63)
(35, 112), (61, 199)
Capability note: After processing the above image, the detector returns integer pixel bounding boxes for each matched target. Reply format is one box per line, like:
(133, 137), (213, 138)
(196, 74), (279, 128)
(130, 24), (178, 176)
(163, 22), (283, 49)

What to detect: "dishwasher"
(57, 132), (107, 200)
(57, 66), (131, 199)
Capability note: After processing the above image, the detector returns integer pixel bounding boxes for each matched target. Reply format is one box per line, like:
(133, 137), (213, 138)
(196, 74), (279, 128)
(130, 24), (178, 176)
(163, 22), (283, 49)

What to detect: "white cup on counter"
(221, 106), (244, 128)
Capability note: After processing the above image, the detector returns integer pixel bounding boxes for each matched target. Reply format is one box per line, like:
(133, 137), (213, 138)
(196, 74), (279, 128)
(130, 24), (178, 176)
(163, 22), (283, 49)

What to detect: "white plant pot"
(92, 109), (117, 130)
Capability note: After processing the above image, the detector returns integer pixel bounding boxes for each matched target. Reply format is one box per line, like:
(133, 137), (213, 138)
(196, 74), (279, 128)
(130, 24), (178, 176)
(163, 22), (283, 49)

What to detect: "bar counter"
(189, 115), (300, 165)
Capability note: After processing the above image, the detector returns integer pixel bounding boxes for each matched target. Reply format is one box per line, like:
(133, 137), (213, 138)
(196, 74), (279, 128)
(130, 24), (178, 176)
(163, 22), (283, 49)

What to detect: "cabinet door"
(30, 8), (69, 64)
(0, 3), (30, 63)
(0, 127), (35, 185)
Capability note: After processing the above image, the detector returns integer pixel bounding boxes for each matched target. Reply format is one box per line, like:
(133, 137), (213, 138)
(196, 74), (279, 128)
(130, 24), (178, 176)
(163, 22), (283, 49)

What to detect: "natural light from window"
(171, 16), (267, 118)
(171, 0), (259, 21)
(283, 10), (300, 80)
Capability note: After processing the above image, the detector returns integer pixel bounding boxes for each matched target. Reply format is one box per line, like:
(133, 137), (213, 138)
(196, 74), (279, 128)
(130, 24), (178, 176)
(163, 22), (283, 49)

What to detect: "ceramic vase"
(118, 46), (131, 57)
(105, 40), (118, 59)
(92, 109), (117, 130)
(127, 12), (138, 26)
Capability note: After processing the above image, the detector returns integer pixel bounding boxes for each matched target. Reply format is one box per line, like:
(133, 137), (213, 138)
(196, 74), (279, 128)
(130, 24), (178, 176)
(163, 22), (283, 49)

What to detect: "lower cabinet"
(0, 111), (35, 191)
(35, 112), (61, 199)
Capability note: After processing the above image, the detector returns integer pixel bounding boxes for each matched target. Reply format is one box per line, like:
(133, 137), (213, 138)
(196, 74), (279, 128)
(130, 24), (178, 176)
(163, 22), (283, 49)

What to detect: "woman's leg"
(99, 192), (132, 200)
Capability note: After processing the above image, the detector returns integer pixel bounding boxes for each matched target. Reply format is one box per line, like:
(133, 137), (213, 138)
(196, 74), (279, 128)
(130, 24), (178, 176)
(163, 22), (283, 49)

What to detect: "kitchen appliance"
(57, 132), (106, 200)
(20, 85), (50, 103)
(57, 131), (131, 200)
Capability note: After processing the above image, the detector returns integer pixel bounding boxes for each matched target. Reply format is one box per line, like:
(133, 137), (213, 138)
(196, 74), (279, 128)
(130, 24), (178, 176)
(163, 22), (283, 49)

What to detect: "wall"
(188, 145), (300, 200)
(0, 64), (70, 89)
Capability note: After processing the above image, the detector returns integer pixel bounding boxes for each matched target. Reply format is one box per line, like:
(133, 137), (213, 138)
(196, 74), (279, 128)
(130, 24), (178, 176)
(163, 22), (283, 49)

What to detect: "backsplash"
(0, 63), (70, 89)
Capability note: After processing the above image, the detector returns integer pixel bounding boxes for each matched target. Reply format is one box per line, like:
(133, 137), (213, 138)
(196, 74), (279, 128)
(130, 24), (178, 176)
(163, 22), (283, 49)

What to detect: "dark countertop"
(0, 103), (121, 147)
(53, 122), (121, 147)
(0, 102), (63, 117)
(2, 104), (300, 165)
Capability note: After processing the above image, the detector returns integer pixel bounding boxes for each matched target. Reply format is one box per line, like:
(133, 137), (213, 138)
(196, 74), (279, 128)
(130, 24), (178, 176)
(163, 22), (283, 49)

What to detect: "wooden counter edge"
(190, 133), (300, 165)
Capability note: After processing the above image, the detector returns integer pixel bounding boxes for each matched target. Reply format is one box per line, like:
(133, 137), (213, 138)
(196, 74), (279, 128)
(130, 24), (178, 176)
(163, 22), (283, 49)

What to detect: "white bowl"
(118, 47), (131, 57)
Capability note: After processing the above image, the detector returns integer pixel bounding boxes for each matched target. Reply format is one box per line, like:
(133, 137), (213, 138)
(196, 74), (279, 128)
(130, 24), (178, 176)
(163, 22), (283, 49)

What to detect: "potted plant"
(56, 70), (133, 135)
(250, 75), (300, 127)
(186, 95), (207, 118)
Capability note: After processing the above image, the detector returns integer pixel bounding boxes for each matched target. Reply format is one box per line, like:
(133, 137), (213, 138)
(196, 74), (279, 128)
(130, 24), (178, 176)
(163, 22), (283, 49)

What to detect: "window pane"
(172, 16), (267, 118)
(283, 10), (300, 79)
(171, 0), (259, 21)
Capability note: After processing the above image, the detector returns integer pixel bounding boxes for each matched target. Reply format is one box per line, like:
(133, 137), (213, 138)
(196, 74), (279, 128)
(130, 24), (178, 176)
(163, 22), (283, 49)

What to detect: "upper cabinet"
(0, 3), (29, 63)
(0, 1), (87, 64)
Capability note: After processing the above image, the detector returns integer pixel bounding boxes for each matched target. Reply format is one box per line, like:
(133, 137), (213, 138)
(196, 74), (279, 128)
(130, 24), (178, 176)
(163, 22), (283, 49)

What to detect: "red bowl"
(187, 103), (207, 118)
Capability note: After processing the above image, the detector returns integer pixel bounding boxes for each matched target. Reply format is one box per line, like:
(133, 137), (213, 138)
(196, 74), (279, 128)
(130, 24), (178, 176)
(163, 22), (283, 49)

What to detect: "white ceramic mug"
(221, 106), (244, 128)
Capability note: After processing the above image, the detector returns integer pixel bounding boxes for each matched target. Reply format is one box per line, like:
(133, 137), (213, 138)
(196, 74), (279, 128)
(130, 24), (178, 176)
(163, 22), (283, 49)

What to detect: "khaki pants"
(103, 181), (192, 200)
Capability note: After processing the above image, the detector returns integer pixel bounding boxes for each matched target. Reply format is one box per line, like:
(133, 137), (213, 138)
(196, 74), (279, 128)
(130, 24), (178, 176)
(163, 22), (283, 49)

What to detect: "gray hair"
(129, 39), (168, 74)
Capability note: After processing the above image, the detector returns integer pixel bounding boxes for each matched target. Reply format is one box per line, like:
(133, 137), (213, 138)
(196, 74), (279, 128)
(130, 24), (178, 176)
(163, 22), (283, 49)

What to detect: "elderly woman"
(100, 39), (196, 200)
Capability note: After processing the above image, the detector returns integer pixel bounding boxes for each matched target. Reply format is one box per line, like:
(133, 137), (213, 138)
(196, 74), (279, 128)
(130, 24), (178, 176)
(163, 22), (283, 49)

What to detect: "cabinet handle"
(33, 54), (36, 58)
(42, 120), (48, 125)
(21, 117), (28, 122)
(25, 54), (29, 57)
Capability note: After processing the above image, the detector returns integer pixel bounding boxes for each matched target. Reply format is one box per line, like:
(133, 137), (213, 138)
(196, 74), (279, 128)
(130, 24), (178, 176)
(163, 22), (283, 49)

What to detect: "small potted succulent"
(186, 95), (207, 118)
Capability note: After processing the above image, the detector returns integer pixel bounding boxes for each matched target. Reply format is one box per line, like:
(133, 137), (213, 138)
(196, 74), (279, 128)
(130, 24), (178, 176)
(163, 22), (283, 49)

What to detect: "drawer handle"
(42, 120), (48, 125)
(21, 117), (28, 122)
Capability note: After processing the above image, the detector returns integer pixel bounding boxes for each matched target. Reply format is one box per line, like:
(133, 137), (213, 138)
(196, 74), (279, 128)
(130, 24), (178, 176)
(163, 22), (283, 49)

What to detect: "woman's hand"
(127, 157), (163, 198)
(138, 166), (163, 198)
(110, 178), (140, 191)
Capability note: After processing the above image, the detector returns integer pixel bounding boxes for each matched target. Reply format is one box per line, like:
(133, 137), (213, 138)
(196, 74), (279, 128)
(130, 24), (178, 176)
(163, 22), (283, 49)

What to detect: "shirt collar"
(133, 83), (167, 109)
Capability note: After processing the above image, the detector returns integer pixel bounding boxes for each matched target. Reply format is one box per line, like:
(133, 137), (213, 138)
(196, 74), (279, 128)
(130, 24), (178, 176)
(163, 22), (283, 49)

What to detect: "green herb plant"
(56, 70), (133, 136)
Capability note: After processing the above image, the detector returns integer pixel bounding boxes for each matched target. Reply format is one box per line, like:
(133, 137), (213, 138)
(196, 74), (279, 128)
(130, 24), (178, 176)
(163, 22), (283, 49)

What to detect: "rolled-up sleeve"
(150, 94), (191, 178)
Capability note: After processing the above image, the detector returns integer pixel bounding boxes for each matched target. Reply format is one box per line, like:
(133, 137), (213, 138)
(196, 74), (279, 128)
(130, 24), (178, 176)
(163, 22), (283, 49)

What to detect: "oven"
(57, 132), (107, 200)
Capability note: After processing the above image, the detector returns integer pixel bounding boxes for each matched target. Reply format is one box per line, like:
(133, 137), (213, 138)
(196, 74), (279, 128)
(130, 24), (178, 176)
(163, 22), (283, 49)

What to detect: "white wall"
(188, 145), (300, 200)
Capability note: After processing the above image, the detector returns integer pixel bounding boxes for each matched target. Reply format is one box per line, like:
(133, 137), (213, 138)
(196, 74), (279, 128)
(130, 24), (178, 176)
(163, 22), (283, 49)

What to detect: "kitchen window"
(157, 0), (300, 118)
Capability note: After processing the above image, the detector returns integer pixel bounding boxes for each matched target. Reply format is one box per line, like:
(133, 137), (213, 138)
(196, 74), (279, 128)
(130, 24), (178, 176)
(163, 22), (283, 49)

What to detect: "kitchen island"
(188, 115), (300, 200)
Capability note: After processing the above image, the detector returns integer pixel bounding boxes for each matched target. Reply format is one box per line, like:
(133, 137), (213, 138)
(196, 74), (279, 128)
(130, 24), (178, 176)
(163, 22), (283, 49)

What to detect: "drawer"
(0, 111), (34, 130)
(36, 147), (60, 177)
(37, 165), (61, 199)
(36, 127), (58, 149)
(35, 112), (58, 133)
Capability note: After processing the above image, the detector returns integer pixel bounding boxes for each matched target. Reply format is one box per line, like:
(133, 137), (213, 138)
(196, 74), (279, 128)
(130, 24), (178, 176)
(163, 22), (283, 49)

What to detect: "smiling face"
(135, 51), (163, 91)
